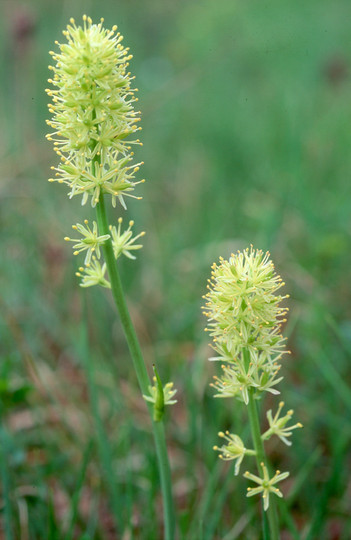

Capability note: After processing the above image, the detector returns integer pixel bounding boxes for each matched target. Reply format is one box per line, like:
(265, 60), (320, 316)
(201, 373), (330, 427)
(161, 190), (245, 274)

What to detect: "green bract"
(143, 374), (178, 423)
(46, 15), (144, 208)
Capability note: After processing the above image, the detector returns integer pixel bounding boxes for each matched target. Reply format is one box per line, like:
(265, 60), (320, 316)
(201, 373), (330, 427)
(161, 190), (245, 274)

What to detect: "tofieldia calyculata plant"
(46, 16), (176, 539)
(203, 247), (302, 539)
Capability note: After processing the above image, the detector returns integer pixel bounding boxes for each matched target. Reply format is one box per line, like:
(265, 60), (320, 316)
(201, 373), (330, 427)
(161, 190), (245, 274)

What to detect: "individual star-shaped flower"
(65, 220), (110, 265)
(244, 463), (289, 511)
(262, 401), (303, 446)
(213, 431), (255, 476)
(110, 217), (145, 260)
(76, 257), (111, 288)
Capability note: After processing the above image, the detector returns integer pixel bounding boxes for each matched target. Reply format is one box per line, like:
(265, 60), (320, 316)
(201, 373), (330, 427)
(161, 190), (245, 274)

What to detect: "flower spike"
(47, 18), (176, 535)
(47, 16), (143, 208)
(204, 247), (301, 530)
(204, 247), (289, 402)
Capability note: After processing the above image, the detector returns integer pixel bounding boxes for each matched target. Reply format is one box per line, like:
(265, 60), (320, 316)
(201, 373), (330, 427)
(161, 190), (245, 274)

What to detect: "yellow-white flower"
(76, 257), (110, 288)
(213, 431), (255, 476)
(110, 217), (145, 260)
(64, 220), (110, 265)
(244, 463), (289, 511)
(262, 401), (303, 446)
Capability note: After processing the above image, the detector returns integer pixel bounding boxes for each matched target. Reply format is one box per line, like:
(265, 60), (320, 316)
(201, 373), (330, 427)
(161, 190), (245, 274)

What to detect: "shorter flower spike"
(244, 463), (289, 511)
(213, 431), (255, 476)
(203, 247), (289, 404)
(262, 401), (303, 446)
(65, 220), (110, 265)
(110, 217), (145, 260)
(77, 257), (111, 289)
(143, 365), (177, 422)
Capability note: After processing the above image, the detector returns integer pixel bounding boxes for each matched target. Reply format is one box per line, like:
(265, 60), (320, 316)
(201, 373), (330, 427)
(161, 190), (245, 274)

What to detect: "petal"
(246, 487), (264, 498)
(273, 471), (290, 484)
(263, 492), (270, 511)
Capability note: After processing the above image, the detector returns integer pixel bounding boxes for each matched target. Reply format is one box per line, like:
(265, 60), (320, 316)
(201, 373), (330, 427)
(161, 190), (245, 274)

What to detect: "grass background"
(1, 0), (351, 538)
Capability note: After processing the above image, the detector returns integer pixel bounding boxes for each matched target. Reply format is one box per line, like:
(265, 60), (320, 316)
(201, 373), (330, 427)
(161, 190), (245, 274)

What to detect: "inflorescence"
(47, 16), (145, 287)
(203, 247), (302, 509)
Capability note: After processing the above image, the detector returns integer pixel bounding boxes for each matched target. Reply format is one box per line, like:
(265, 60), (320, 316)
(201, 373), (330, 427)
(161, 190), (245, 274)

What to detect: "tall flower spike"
(46, 16), (144, 208)
(47, 19), (176, 535)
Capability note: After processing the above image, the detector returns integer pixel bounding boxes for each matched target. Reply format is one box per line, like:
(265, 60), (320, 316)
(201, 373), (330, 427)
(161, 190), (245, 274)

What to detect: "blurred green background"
(1, 0), (351, 538)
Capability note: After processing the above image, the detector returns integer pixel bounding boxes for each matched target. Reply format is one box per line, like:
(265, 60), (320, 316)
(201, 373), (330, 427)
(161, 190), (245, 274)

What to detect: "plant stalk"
(95, 194), (175, 540)
(244, 350), (279, 540)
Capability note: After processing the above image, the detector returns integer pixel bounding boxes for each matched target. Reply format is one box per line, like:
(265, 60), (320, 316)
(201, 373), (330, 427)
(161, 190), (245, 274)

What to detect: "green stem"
(83, 339), (121, 535)
(244, 351), (279, 540)
(0, 429), (13, 540)
(95, 195), (175, 540)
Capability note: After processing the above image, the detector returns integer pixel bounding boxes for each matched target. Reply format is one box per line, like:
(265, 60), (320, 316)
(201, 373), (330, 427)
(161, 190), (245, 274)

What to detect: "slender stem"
(244, 351), (279, 540)
(95, 195), (175, 540)
(0, 428), (13, 540)
(83, 340), (121, 534)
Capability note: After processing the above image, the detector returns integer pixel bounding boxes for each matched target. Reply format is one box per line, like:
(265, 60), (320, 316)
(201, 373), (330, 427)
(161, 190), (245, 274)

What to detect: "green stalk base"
(96, 195), (175, 540)
(247, 388), (280, 540)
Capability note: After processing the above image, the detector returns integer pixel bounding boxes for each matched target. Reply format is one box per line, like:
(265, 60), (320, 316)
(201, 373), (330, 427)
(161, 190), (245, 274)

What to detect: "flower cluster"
(47, 17), (145, 287)
(204, 247), (301, 510)
(204, 247), (289, 401)
(64, 217), (144, 287)
(46, 15), (144, 208)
